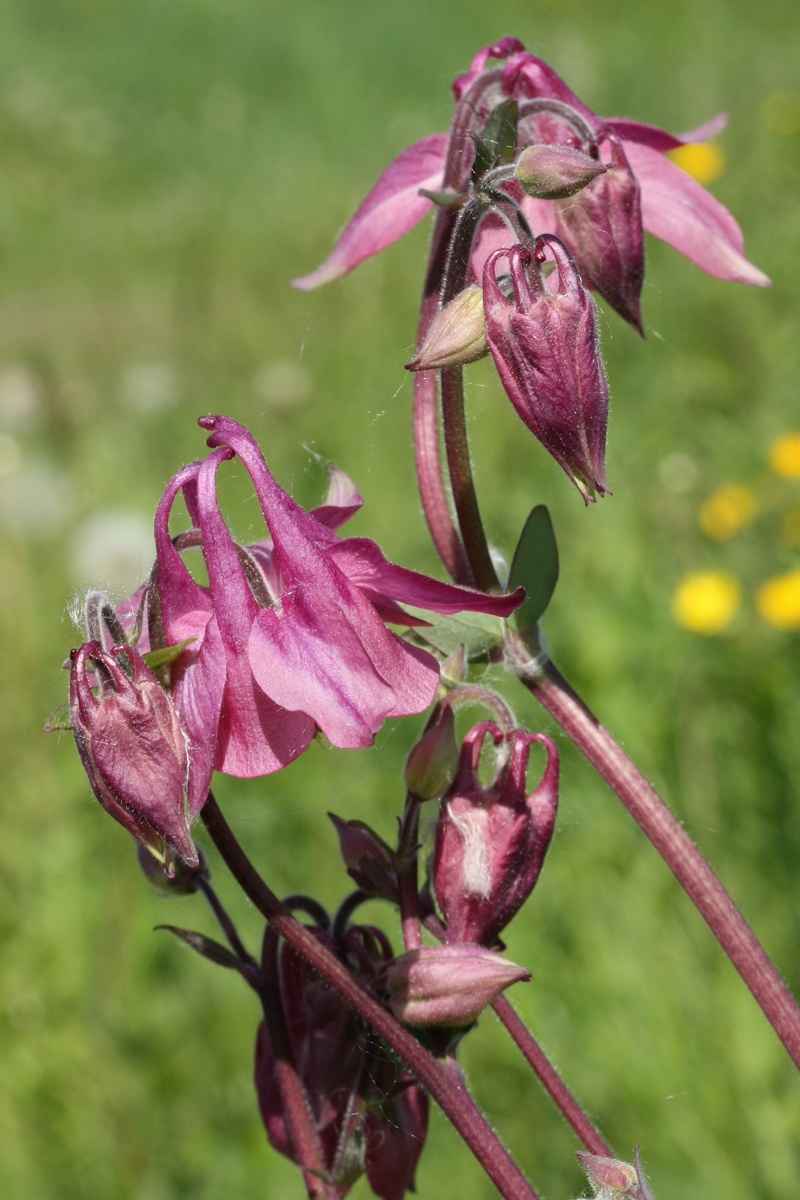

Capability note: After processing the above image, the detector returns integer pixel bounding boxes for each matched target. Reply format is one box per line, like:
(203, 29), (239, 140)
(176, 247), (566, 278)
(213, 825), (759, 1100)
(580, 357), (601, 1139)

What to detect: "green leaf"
(508, 505), (559, 629)
(142, 638), (196, 672)
(44, 703), (72, 733)
(471, 99), (519, 183)
(404, 610), (506, 663)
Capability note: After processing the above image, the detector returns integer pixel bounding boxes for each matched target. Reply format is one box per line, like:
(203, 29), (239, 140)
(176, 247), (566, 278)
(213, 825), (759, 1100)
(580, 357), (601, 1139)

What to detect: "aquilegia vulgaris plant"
(49, 37), (797, 1200)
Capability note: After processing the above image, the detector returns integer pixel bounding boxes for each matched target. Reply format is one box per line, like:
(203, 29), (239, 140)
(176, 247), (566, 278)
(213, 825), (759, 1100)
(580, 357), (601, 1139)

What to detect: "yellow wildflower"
(669, 142), (725, 185)
(756, 569), (800, 630)
(698, 484), (757, 541)
(672, 571), (741, 635)
(768, 431), (800, 479)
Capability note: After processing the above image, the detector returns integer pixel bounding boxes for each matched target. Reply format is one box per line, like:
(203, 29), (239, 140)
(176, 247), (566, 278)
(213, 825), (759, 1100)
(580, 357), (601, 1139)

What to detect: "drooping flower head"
(255, 914), (428, 1200)
(69, 641), (197, 867)
(483, 238), (610, 501)
(129, 416), (522, 798)
(295, 38), (768, 298)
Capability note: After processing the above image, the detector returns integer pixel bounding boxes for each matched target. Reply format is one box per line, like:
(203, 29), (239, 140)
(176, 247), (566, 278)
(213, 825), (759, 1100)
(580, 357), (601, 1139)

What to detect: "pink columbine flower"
(133, 416), (522, 792)
(483, 238), (610, 502)
(434, 723), (559, 947)
(69, 641), (198, 867)
(293, 39), (768, 297)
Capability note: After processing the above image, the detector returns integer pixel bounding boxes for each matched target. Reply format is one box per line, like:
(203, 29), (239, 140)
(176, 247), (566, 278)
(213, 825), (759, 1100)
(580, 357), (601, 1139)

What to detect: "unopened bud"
(516, 143), (606, 199)
(69, 641), (197, 867)
(384, 944), (529, 1027)
(405, 705), (458, 801)
(483, 238), (610, 503)
(407, 285), (487, 372)
(328, 813), (397, 899)
(576, 1149), (655, 1200)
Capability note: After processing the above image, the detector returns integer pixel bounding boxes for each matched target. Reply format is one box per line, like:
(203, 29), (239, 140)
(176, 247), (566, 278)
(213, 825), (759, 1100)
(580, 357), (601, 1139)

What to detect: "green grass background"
(1, 1), (798, 1197)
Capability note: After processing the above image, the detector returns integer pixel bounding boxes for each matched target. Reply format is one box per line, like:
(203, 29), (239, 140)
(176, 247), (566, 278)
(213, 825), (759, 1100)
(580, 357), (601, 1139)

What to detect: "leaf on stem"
(508, 505), (559, 629)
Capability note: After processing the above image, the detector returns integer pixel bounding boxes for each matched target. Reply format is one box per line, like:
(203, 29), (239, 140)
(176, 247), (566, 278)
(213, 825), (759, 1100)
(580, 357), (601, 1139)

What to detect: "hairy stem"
(201, 792), (540, 1200)
(508, 640), (800, 1072)
(491, 995), (613, 1156)
(424, 912), (610, 1153)
(440, 364), (501, 593)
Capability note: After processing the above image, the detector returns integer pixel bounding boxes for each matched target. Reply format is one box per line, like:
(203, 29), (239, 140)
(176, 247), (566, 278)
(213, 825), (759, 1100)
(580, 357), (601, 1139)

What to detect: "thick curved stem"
(413, 364), (470, 583)
(491, 996), (613, 1157)
(508, 641), (800, 1072)
(440, 364), (500, 593)
(201, 793), (540, 1200)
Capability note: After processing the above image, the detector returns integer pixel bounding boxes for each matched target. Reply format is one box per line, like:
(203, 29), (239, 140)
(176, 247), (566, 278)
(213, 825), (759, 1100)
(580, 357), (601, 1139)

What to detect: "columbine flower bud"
(516, 142), (607, 199)
(328, 813), (398, 900)
(383, 944), (529, 1027)
(555, 132), (645, 333)
(576, 1149), (655, 1200)
(69, 641), (197, 867)
(404, 705), (458, 801)
(483, 238), (610, 503)
(434, 723), (558, 947)
(406, 284), (487, 371)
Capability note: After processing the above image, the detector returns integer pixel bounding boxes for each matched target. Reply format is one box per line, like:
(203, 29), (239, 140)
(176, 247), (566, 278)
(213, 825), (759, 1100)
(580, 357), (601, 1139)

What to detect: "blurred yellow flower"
(668, 142), (725, 185)
(672, 571), (741, 635)
(756, 569), (800, 630)
(698, 484), (757, 540)
(768, 431), (800, 479)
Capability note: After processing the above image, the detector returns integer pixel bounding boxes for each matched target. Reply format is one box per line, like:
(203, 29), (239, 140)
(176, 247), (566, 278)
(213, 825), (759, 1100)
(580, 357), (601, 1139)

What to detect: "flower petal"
(310, 466), (365, 531)
(249, 591), (439, 749)
(606, 112), (728, 152)
(292, 134), (448, 290)
(624, 141), (770, 285)
(194, 450), (315, 776)
(328, 537), (524, 617)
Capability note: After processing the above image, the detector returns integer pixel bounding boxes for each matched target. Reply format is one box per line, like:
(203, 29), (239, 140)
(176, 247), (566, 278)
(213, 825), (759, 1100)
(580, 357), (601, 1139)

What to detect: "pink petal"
(194, 450), (315, 775)
(310, 466), (364, 531)
(292, 134), (448, 290)
(249, 590), (438, 749)
(328, 537), (524, 617)
(452, 38), (526, 100)
(624, 141), (770, 286)
(606, 112), (728, 152)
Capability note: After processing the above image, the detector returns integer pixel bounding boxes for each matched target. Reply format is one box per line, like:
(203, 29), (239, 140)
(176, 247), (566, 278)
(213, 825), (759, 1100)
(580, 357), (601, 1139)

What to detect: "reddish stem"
(424, 912), (610, 1154)
(491, 995), (613, 1157)
(509, 644), (800, 1072)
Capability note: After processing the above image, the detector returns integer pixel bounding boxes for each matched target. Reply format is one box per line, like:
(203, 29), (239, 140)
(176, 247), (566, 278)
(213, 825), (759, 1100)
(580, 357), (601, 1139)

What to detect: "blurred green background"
(1, 0), (798, 1197)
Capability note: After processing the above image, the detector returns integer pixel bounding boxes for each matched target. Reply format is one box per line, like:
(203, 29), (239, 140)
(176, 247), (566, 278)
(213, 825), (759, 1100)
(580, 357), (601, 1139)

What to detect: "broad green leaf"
(508, 505), (559, 630)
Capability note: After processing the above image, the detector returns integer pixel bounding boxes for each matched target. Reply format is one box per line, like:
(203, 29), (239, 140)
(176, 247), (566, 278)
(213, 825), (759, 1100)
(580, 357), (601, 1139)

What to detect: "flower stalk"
(508, 640), (800, 1071)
